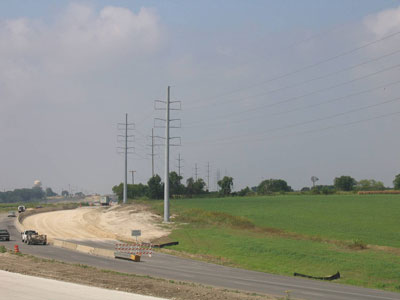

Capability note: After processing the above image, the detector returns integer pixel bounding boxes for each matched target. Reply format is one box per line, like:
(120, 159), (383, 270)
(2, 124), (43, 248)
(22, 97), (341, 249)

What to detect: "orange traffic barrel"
(14, 245), (19, 253)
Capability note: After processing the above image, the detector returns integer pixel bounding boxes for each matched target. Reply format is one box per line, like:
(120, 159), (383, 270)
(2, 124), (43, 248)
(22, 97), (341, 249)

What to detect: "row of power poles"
(119, 87), (216, 221)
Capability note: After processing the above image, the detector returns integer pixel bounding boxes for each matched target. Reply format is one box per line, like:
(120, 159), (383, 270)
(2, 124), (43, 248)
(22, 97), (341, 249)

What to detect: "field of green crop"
(151, 194), (400, 292)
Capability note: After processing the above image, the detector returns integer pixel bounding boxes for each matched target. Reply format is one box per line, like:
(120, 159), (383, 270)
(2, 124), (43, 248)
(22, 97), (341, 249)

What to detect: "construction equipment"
(100, 196), (110, 206)
(21, 230), (47, 245)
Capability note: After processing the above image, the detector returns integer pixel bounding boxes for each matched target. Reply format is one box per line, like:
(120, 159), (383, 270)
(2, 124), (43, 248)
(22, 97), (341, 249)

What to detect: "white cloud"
(364, 5), (400, 36)
(0, 3), (162, 105)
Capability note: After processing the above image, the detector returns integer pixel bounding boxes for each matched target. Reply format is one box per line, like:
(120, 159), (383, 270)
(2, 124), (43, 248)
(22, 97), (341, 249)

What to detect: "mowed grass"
(150, 194), (400, 292)
(170, 194), (400, 247)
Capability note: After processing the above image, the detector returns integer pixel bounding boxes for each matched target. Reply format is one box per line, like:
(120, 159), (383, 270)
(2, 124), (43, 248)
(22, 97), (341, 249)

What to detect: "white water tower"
(33, 180), (42, 188)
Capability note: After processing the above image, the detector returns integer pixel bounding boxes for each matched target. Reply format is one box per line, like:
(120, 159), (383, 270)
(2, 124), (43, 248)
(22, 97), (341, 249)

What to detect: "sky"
(1, 0), (400, 194)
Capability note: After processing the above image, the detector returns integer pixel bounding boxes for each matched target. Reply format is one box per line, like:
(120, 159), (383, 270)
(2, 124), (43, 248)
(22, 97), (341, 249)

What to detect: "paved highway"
(1, 213), (399, 300)
(0, 270), (165, 300)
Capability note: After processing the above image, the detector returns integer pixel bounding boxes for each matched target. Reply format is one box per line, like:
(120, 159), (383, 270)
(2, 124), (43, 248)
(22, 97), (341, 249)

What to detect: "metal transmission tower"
(194, 163), (198, 181)
(147, 128), (157, 177)
(176, 153), (184, 177)
(216, 169), (221, 191)
(206, 162), (210, 191)
(129, 170), (136, 184)
(154, 86), (181, 222)
(117, 113), (134, 204)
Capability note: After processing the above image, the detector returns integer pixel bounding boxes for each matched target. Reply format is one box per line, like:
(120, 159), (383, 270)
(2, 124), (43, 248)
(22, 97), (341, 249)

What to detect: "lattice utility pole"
(117, 113), (134, 204)
(216, 169), (221, 191)
(148, 128), (156, 177)
(177, 153), (184, 177)
(154, 86), (181, 222)
(206, 162), (210, 191)
(194, 163), (198, 181)
(129, 170), (136, 185)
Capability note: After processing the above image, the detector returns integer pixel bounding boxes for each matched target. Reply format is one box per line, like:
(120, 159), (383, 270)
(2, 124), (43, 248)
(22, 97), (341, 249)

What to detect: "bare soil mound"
(22, 204), (170, 243)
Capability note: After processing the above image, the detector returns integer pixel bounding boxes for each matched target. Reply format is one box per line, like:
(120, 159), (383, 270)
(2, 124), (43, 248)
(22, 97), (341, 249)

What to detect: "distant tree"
(193, 178), (206, 195)
(45, 187), (57, 197)
(334, 176), (356, 191)
(169, 171), (185, 196)
(147, 175), (164, 199)
(112, 183), (149, 200)
(186, 177), (195, 197)
(394, 174), (400, 190)
(238, 186), (251, 196)
(61, 190), (69, 197)
(311, 185), (336, 194)
(218, 176), (233, 196)
(257, 179), (291, 194)
(301, 187), (310, 192)
(356, 179), (385, 191)
(112, 184), (123, 200)
(75, 192), (85, 197)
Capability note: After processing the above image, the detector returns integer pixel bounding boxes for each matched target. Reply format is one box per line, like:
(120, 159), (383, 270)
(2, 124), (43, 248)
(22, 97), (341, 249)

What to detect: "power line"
(185, 28), (400, 109)
(187, 47), (400, 111)
(186, 95), (400, 146)
(186, 62), (400, 127)
(185, 78), (400, 129)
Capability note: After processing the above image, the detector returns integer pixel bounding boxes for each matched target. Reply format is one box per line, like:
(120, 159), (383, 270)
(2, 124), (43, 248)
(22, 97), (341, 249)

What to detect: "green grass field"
(151, 194), (400, 292)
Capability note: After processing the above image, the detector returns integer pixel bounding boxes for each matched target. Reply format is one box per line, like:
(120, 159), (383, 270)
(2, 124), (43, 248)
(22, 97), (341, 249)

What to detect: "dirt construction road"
(22, 205), (169, 242)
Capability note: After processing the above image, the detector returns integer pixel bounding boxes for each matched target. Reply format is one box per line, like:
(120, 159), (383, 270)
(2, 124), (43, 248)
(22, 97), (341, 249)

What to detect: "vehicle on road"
(100, 196), (110, 206)
(7, 211), (16, 217)
(18, 205), (26, 213)
(0, 229), (10, 241)
(21, 230), (47, 245)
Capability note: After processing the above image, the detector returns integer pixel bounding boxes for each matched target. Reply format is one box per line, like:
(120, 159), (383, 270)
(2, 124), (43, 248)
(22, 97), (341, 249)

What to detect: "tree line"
(112, 171), (235, 200)
(113, 173), (400, 200)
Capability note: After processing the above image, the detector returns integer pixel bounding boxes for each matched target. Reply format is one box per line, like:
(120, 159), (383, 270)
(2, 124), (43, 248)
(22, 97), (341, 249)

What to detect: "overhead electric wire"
(187, 47), (400, 111)
(186, 28), (400, 109)
(184, 78), (400, 129)
(185, 95), (400, 146)
(186, 62), (400, 126)
(185, 110), (400, 147)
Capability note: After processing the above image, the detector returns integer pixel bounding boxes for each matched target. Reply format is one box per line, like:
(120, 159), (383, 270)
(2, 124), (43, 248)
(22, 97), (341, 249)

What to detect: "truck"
(0, 229), (10, 241)
(100, 196), (110, 206)
(21, 230), (47, 245)
(18, 205), (26, 213)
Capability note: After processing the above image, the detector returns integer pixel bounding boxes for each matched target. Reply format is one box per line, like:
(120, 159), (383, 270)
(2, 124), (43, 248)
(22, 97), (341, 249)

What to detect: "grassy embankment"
(149, 194), (400, 292)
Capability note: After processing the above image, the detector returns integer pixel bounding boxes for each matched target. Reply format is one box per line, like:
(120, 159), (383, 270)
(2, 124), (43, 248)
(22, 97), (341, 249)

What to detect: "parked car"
(7, 211), (16, 217)
(0, 229), (10, 241)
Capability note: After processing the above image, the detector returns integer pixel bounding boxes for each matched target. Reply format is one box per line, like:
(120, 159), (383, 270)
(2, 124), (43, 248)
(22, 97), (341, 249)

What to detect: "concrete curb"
(49, 239), (115, 259)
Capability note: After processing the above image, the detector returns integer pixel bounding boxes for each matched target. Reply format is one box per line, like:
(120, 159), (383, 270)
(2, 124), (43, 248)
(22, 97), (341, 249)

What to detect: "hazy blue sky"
(1, 0), (400, 194)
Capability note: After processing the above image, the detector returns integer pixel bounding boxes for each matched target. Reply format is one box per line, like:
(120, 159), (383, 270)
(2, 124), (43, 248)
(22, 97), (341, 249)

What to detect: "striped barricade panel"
(115, 243), (153, 257)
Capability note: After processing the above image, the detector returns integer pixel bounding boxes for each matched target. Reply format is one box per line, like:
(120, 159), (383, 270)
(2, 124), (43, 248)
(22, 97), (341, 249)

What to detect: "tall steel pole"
(123, 113), (128, 204)
(207, 162), (210, 190)
(151, 128), (155, 177)
(130, 170), (136, 185)
(164, 86), (170, 222)
(177, 153), (182, 177)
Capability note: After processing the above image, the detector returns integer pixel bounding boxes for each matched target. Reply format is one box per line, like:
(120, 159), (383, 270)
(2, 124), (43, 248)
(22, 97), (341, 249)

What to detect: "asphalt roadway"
(1, 214), (399, 300)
